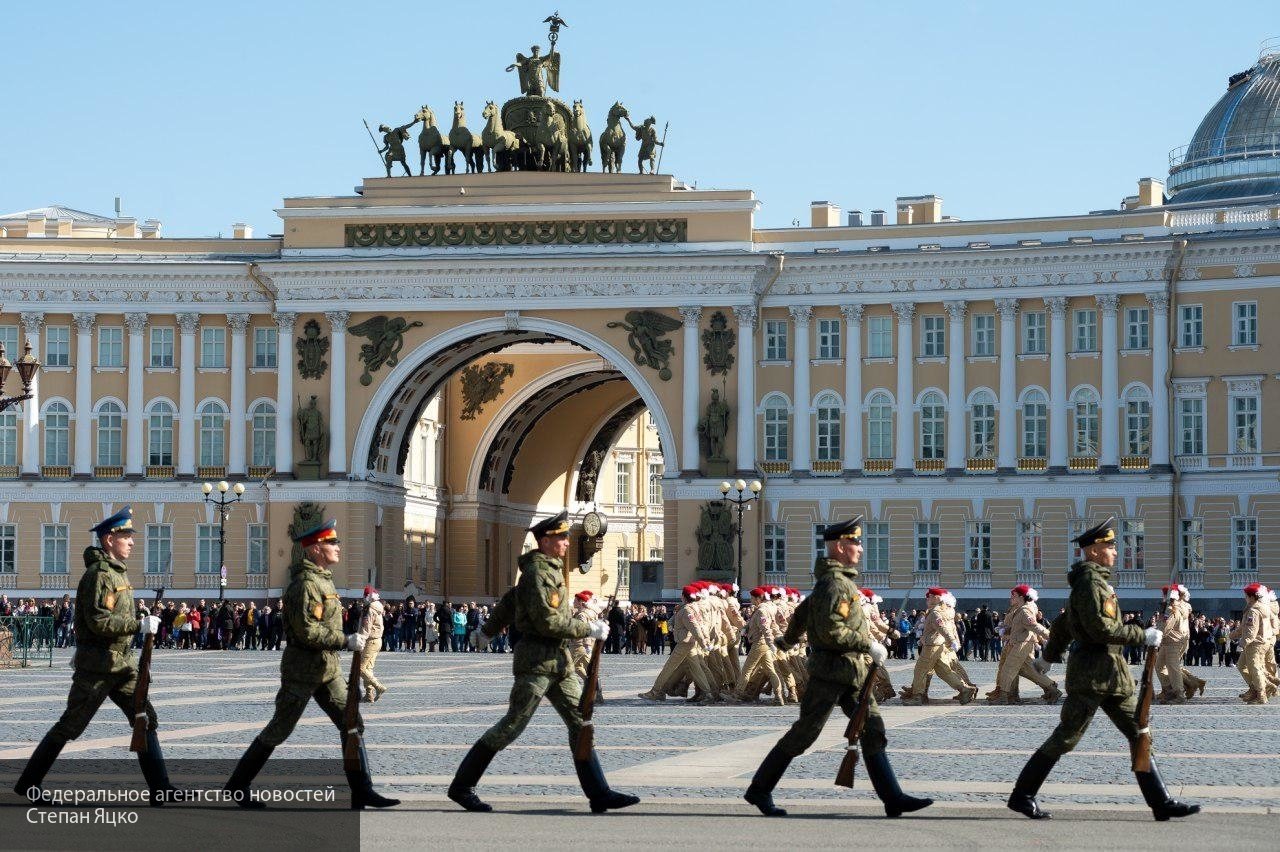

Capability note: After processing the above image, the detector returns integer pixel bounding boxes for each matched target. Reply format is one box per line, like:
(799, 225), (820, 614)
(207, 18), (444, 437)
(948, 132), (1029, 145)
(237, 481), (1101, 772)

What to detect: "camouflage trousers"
(360, 642), (385, 696)
(50, 668), (158, 741)
(1038, 690), (1139, 759)
(774, 675), (887, 759)
(480, 669), (585, 751)
(257, 676), (364, 748)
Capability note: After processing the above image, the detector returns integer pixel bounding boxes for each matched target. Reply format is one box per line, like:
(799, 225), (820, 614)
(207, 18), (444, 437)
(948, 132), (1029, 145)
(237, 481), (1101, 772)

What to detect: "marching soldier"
(14, 507), (177, 806)
(988, 585), (1061, 705)
(736, 587), (786, 704)
(639, 584), (717, 702)
(358, 584), (388, 703)
(1231, 583), (1274, 704)
(900, 588), (978, 705)
(1156, 585), (1203, 704)
(860, 588), (898, 703)
(1008, 517), (1199, 821)
(745, 517), (933, 819)
(1265, 588), (1280, 699)
(772, 588), (801, 702)
(224, 520), (399, 810)
(447, 511), (639, 814)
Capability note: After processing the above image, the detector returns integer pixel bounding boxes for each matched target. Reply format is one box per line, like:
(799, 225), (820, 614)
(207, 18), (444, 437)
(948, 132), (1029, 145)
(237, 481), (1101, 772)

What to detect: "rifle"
(1132, 562), (1178, 773)
(129, 584), (166, 753)
(574, 573), (622, 761)
(342, 599), (367, 774)
(835, 660), (880, 787)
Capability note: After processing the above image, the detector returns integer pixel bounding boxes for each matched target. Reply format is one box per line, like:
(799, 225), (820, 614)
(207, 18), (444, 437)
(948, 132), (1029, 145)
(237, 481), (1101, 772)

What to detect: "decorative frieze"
(344, 218), (687, 248)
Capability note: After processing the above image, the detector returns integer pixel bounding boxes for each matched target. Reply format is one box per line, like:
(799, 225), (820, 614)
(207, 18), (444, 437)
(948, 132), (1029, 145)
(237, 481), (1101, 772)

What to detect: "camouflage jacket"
(509, 550), (591, 676)
(72, 547), (140, 675)
(281, 558), (346, 684)
(778, 557), (872, 686)
(1042, 561), (1145, 697)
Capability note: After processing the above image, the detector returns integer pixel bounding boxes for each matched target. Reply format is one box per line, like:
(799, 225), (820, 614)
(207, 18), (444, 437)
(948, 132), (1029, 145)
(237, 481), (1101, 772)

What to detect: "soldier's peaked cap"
(91, 506), (134, 537)
(822, 515), (864, 542)
(1072, 516), (1116, 547)
(529, 510), (570, 538)
(294, 519), (340, 547)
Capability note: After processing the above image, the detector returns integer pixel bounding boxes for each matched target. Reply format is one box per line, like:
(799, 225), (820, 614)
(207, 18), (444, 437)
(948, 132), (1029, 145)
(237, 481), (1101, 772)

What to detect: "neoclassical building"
(1, 46), (1278, 612)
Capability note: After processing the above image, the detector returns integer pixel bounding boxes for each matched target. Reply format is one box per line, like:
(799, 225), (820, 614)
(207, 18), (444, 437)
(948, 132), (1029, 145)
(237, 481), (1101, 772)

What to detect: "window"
(1232, 517), (1258, 572)
(0, 524), (15, 573)
(647, 461), (663, 505)
(616, 547), (633, 578)
(969, 391), (995, 457)
(817, 318), (841, 359)
(1018, 521), (1043, 574)
(200, 327), (226, 368)
(1233, 302), (1257, 346)
(248, 524), (269, 574)
(763, 396), (790, 462)
(42, 524), (69, 574)
(96, 401), (124, 466)
(814, 392), (841, 462)
(98, 326), (124, 367)
(0, 326), (17, 360)
(1071, 387), (1100, 455)
(145, 524), (172, 574)
(648, 547), (663, 562)
(921, 315), (945, 357)
(251, 402), (276, 468)
(253, 327), (277, 368)
(149, 327), (174, 368)
(1022, 311), (1046, 354)
(764, 319), (788, 360)
(44, 402), (70, 466)
(148, 402), (175, 466)
(763, 523), (786, 575)
(863, 522), (890, 572)
(1178, 397), (1204, 456)
(45, 325), (70, 367)
(1232, 394), (1259, 454)
(1067, 519), (1088, 559)
(1125, 307), (1150, 350)
(915, 523), (940, 572)
(1124, 387), (1151, 455)
(1179, 305), (1202, 348)
(919, 391), (944, 460)
(1120, 519), (1144, 573)
(971, 314), (995, 357)
(0, 411), (16, 466)
(1179, 519), (1203, 576)
(196, 524), (220, 574)
(615, 456), (634, 504)
(812, 525), (827, 561)
(198, 401), (227, 466)
(867, 315), (893, 358)
(1021, 390), (1047, 457)
(867, 392), (893, 459)
(966, 521), (992, 572)
(1074, 309), (1097, 351)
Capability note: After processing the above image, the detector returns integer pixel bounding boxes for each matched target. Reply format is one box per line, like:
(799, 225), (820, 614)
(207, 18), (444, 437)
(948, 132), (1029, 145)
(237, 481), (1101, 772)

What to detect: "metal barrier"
(0, 616), (55, 668)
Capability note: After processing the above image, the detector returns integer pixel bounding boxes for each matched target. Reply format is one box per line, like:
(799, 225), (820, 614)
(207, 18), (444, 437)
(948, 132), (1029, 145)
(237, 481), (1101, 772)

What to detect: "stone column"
(19, 313), (43, 476)
(72, 313), (95, 477)
(176, 313), (200, 476)
(678, 305), (702, 474)
(273, 312), (297, 476)
(227, 314), (249, 474)
(790, 305), (813, 473)
(1097, 294), (1120, 470)
(327, 311), (350, 475)
(840, 304), (864, 473)
(1147, 292), (1171, 468)
(124, 313), (148, 476)
(1046, 297), (1069, 471)
(995, 298), (1019, 471)
(892, 302), (915, 472)
(732, 305), (757, 473)
(944, 300), (967, 472)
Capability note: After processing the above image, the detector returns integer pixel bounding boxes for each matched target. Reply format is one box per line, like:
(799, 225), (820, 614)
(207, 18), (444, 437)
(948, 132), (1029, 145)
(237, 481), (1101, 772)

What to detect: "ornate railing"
(1069, 456), (1099, 471)
(94, 465), (124, 479)
(966, 457), (995, 473)
(811, 459), (842, 474)
(760, 461), (790, 475)
(915, 458), (945, 474)
(864, 458), (894, 475)
(40, 466), (71, 479)
(1179, 570), (1205, 590)
(1017, 457), (1047, 472)
(1113, 570), (1146, 589)
(146, 465), (174, 478)
(1231, 571), (1259, 589)
(194, 574), (221, 589)
(859, 571), (891, 589)
(1120, 455), (1150, 471)
(963, 571), (992, 588)
(39, 573), (69, 589)
(1016, 571), (1044, 588)
(0, 574), (17, 589)
(246, 574), (268, 589)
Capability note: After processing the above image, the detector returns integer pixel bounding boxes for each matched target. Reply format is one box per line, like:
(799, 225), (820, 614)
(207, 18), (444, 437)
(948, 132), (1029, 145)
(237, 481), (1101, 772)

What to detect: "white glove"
(346, 633), (367, 652)
(588, 621), (610, 642)
(1144, 627), (1162, 648)
(143, 615), (161, 635)
(950, 641), (960, 652)
(869, 643), (888, 665)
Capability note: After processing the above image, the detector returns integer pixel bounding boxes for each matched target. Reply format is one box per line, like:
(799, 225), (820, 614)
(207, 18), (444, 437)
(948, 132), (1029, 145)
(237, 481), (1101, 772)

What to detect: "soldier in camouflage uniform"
(14, 507), (178, 806)
(224, 519), (399, 810)
(1008, 517), (1200, 822)
(447, 511), (640, 814)
(744, 516), (933, 819)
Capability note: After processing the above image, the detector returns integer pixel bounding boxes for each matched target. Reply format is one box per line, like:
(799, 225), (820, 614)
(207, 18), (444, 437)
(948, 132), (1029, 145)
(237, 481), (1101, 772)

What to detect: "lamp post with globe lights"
(719, 478), (762, 595)
(0, 340), (41, 413)
(202, 480), (245, 600)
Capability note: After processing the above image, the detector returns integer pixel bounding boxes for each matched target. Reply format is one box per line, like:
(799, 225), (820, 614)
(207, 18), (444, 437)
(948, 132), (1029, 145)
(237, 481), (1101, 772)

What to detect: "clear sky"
(1, 0), (1274, 236)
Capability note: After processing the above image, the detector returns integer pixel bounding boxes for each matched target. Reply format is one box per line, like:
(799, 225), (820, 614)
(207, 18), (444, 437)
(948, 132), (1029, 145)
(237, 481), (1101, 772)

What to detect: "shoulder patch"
(549, 590), (561, 609)
(104, 592), (117, 610)
(836, 598), (850, 618)
(1103, 597), (1118, 618)
(312, 601), (325, 619)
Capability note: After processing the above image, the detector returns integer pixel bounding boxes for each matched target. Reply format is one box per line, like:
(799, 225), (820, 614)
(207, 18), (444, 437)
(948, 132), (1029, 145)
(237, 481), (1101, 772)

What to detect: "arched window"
(814, 392), (841, 462)
(44, 402), (70, 466)
(1021, 390), (1047, 458)
(867, 392), (893, 460)
(0, 409), (17, 466)
(1070, 387), (1099, 456)
(919, 391), (945, 460)
(251, 402), (277, 468)
(96, 401), (123, 467)
(968, 390), (995, 458)
(762, 395), (790, 463)
(1124, 385), (1152, 455)
(198, 401), (227, 466)
(148, 402), (174, 467)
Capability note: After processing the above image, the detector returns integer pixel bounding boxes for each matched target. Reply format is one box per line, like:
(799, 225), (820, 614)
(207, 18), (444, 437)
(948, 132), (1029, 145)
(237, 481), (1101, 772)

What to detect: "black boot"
(224, 737), (274, 810)
(744, 744), (793, 817)
(573, 749), (640, 814)
(13, 733), (66, 804)
(136, 730), (181, 808)
(864, 750), (933, 818)
(1135, 759), (1200, 821)
(1007, 749), (1057, 819)
(448, 742), (497, 812)
(345, 737), (400, 810)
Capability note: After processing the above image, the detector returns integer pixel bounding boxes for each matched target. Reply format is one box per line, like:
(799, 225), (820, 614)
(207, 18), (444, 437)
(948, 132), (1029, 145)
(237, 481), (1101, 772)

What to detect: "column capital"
(1044, 296), (1068, 317)
(1145, 291), (1170, 314)
(176, 312), (201, 335)
(326, 310), (351, 334)
(19, 311), (44, 333)
(943, 300), (967, 321)
(788, 304), (813, 326)
(226, 313), (252, 334)
(994, 298), (1019, 320)
(891, 301), (915, 324)
(1095, 294), (1120, 315)
(124, 312), (149, 335)
(677, 305), (702, 326)
(839, 303), (865, 323)
(732, 304), (757, 329)
(272, 311), (298, 333)
(73, 312), (96, 332)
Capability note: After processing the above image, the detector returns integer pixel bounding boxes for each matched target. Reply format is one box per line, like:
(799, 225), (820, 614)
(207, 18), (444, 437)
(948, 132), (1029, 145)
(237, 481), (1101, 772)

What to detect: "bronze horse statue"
(569, 100), (593, 172)
(481, 101), (521, 172)
(447, 101), (485, 174)
(599, 101), (631, 174)
(416, 105), (450, 175)
(526, 107), (570, 172)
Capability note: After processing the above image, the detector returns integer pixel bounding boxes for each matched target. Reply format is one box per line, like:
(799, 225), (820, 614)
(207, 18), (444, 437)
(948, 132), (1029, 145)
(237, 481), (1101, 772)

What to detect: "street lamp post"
(0, 340), (41, 413)
(202, 480), (245, 600)
(719, 478), (762, 596)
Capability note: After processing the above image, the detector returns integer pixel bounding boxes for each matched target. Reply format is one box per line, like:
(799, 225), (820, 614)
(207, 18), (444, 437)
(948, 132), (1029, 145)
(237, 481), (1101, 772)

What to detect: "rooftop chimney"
(847, 210), (863, 227)
(114, 217), (138, 238)
(55, 217), (73, 238)
(870, 209), (886, 226)
(140, 219), (162, 239)
(810, 201), (841, 228)
(232, 223), (253, 239)
(1136, 177), (1164, 208)
(26, 211), (45, 238)
(896, 195), (943, 225)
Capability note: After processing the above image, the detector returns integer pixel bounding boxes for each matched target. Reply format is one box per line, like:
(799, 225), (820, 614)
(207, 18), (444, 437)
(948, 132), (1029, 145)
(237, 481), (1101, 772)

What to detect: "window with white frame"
(815, 392), (841, 462)
(251, 402), (276, 468)
(198, 401), (227, 466)
(149, 327), (174, 368)
(1233, 517), (1257, 572)
(1021, 390), (1048, 457)
(42, 524), (69, 574)
(0, 326), (18, 360)
(200, 327), (226, 368)
(616, 547), (633, 578)
(1124, 387), (1151, 455)
(1178, 396), (1205, 456)
(1233, 301), (1257, 346)
(971, 314), (995, 356)
(248, 524), (269, 574)
(919, 391), (945, 459)
(145, 524), (172, 574)
(1071, 387), (1099, 455)
(763, 523), (786, 575)
(1022, 311), (1046, 354)
(647, 461), (663, 505)
(1125, 307), (1150, 350)
(98, 326), (124, 367)
(1179, 305), (1202, 348)
(1074, 309), (1097, 351)
(1179, 518), (1203, 576)
(969, 391), (995, 457)
(915, 523), (940, 572)
(0, 410), (16, 466)
(1231, 394), (1259, 453)
(966, 521), (992, 572)
(614, 455), (634, 504)
(863, 521), (890, 572)
(812, 525), (827, 561)
(0, 524), (15, 573)
(196, 524), (220, 574)
(867, 315), (893, 358)
(1018, 520), (1043, 574)
(763, 396), (790, 462)
(817, 318), (841, 359)
(253, 327), (277, 368)
(45, 325), (70, 367)
(148, 402), (174, 466)
(43, 402), (70, 466)
(764, 319), (788, 360)
(1067, 519), (1087, 560)
(921, 315), (945, 357)
(648, 547), (663, 561)
(96, 401), (123, 466)
(867, 392), (893, 459)
(1120, 519), (1144, 573)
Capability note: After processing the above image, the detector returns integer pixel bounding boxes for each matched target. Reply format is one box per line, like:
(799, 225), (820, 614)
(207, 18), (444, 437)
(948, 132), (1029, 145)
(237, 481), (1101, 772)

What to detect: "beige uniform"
(1232, 598), (1275, 702)
(570, 606), (594, 679)
(357, 598), (386, 699)
(1267, 599), (1280, 696)
(641, 602), (716, 700)
(861, 597), (897, 701)
(722, 596), (745, 682)
(994, 602), (1056, 699)
(907, 601), (973, 699)
(1155, 599), (1203, 699)
(774, 599), (804, 699)
(736, 600), (785, 703)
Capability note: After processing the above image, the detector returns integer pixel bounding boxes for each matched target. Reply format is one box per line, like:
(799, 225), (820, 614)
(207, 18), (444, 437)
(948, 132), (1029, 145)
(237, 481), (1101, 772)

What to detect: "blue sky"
(1, 0), (1273, 236)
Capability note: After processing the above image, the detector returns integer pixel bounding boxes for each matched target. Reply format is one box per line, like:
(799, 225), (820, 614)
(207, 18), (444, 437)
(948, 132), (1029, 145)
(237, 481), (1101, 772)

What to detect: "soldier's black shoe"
(136, 730), (181, 808)
(13, 733), (66, 803)
(448, 742), (497, 812)
(744, 745), (793, 816)
(345, 738), (400, 810)
(1135, 759), (1200, 822)
(864, 750), (933, 818)
(1007, 748), (1058, 820)
(574, 750), (640, 813)
(225, 737), (274, 810)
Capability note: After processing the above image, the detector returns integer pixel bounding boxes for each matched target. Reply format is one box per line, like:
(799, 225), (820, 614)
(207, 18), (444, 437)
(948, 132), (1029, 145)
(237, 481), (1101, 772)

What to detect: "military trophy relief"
(348, 315), (425, 386)
(607, 310), (682, 381)
(296, 319), (330, 380)
(460, 362), (515, 421)
(694, 500), (736, 580)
